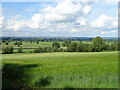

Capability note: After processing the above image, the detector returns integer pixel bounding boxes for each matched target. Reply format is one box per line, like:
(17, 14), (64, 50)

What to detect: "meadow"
(2, 51), (118, 88)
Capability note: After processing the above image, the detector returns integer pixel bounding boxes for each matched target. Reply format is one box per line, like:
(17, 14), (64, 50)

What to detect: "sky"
(0, 0), (118, 37)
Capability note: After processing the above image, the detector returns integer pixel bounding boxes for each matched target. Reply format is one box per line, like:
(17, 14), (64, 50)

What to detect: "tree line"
(2, 37), (119, 54)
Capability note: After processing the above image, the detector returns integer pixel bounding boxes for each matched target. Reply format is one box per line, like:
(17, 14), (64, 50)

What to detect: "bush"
(2, 47), (14, 54)
(43, 47), (53, 53)
(17, 47), (23, 53)
(35, 76), (53, 88)
(92, 37), (106, 52)
(5, 42), (9, 45)
(62, 40), (71, 47)
(67, 42), (78, 52)
(52, 42), (60, 49)
(34, 47), (44, 53)
(59, 48), (64, 52)
(14, 41), (22, 47)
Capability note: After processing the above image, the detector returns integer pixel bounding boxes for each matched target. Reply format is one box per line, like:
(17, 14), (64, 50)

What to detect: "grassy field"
(2, 41), (59, 47)
(2, 51), (118, 88)
(1, 41), (65, 53)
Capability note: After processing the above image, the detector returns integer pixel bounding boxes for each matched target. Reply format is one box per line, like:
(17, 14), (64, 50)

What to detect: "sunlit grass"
(2, 51), (118, 88)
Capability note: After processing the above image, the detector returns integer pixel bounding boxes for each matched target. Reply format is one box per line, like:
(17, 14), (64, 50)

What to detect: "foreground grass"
(2, 52), (118, 88)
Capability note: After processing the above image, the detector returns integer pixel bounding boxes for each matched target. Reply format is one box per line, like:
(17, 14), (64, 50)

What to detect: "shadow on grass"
(35, 76), (53, 88)
(2, 63), (39, 88)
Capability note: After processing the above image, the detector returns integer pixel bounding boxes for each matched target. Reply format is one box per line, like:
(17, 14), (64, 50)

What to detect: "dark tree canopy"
(92, 37), (106, 52)
(52, 42), (60, 49)
(2, 47), (14, 54)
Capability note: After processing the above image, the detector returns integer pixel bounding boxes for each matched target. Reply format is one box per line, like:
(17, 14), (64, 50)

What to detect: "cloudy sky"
(0, 0), (118, 37)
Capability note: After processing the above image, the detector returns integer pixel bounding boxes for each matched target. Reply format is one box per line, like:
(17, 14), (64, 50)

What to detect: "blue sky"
(1, 0), (118, 37)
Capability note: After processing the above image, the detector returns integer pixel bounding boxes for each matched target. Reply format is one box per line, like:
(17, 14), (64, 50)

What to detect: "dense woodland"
(1, 36), (119, 54)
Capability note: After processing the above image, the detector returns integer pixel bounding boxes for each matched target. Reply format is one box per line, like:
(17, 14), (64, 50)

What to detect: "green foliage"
(2, 37), (119, 54)
(52, 42), (60, 49)
(17, 47), (23, 53)
(67, 42), (78, 52)
(62, 40), (71, 47)
(14, 41), (22, 47)
(5, 42), (9, 45)
(43, 47), (53, 53)
(36, 42), (39, 44)
(2, 47), (13, 54)
(34, 47), (53, 53)
(35, 76), (53, 88)
(67, 42), (93, 52)
(34, 47), (44, 53)
(2, 40), (6, 43)
(2, 52), (118, 88)
(92, 37), (106, 52)
(2, 64), (39, 88)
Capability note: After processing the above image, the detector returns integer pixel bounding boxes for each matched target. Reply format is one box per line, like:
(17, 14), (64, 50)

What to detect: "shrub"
(17, 47), (23, 53)
(35, 76), (53, 88)
(34, 47), (44, 53)
(5, 42), (9, 45)
(43, 47), (53, 53)
(2, 47), (13, 54)
(92, 37), (106, 52)
(62, 40), (71, 47)
(14, 41), (22, 47)
(67, 42), (78, 52)
(58, 48), (64, 52)
(52, 42), (60, 49)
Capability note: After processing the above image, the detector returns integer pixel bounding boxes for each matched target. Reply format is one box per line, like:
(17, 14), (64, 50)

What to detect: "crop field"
(2, 51), (118, 88)
(2, 41), (61, 47)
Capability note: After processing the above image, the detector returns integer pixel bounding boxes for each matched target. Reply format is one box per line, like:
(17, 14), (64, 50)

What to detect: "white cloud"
(101, 31), (109, 34)
(0, 4), (4, 30)
(83, 5), (91, 15)
(91, 14), (117, 29)
(44, 0), (83, 23)
(78, 18), (87, 26)
(5, 20), (25, 31)
(111, 30), (118, 33)
(31, 14), (44, 23)
(14, 15), (22, 19)
(112, 21), (118, 28)
(0, 16), (4, 29)
(24, 8), (34, 12)
(91, 14), (116, 28)
(101, 30), (118, 35)
(42, 6), (53, 13)
(95, 29), (99, 31)
(4, 0), (92, 32)
(71, 28), (85, 32)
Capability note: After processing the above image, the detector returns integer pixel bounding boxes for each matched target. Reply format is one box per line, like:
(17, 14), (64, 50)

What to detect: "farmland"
(1, 37), (118, 88)
(2, 51), (118, 88)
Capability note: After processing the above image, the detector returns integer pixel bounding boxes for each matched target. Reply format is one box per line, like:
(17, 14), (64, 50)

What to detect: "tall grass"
(2, 52), (118, 88)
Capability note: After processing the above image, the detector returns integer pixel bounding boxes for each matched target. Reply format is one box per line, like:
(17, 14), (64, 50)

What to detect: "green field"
(1, 41), (66, 53)
(2, 51), (118, 88)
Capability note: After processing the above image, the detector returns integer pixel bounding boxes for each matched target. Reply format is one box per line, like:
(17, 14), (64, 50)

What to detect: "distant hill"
(0, 36), (118, 41)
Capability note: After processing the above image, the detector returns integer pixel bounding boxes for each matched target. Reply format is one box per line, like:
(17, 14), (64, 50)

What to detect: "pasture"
(2, 51), (118, 88)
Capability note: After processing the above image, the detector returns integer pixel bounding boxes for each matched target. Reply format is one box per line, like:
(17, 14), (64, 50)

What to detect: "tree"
(2, 47), (14, 54)
(6, 42), (9, 45)
(34, 47), (44, 53)
(2, 40), (6, 43)
(36, 42), (39, 44)
(52, 42), (60, 49)
(67, 42), (78, 52)
(62, 40), (71, 47)
(17, 47), (23, 53)
(92, 37), (106, 52)
(43, 47), (53, 53)
(14, 42), (22, 47)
